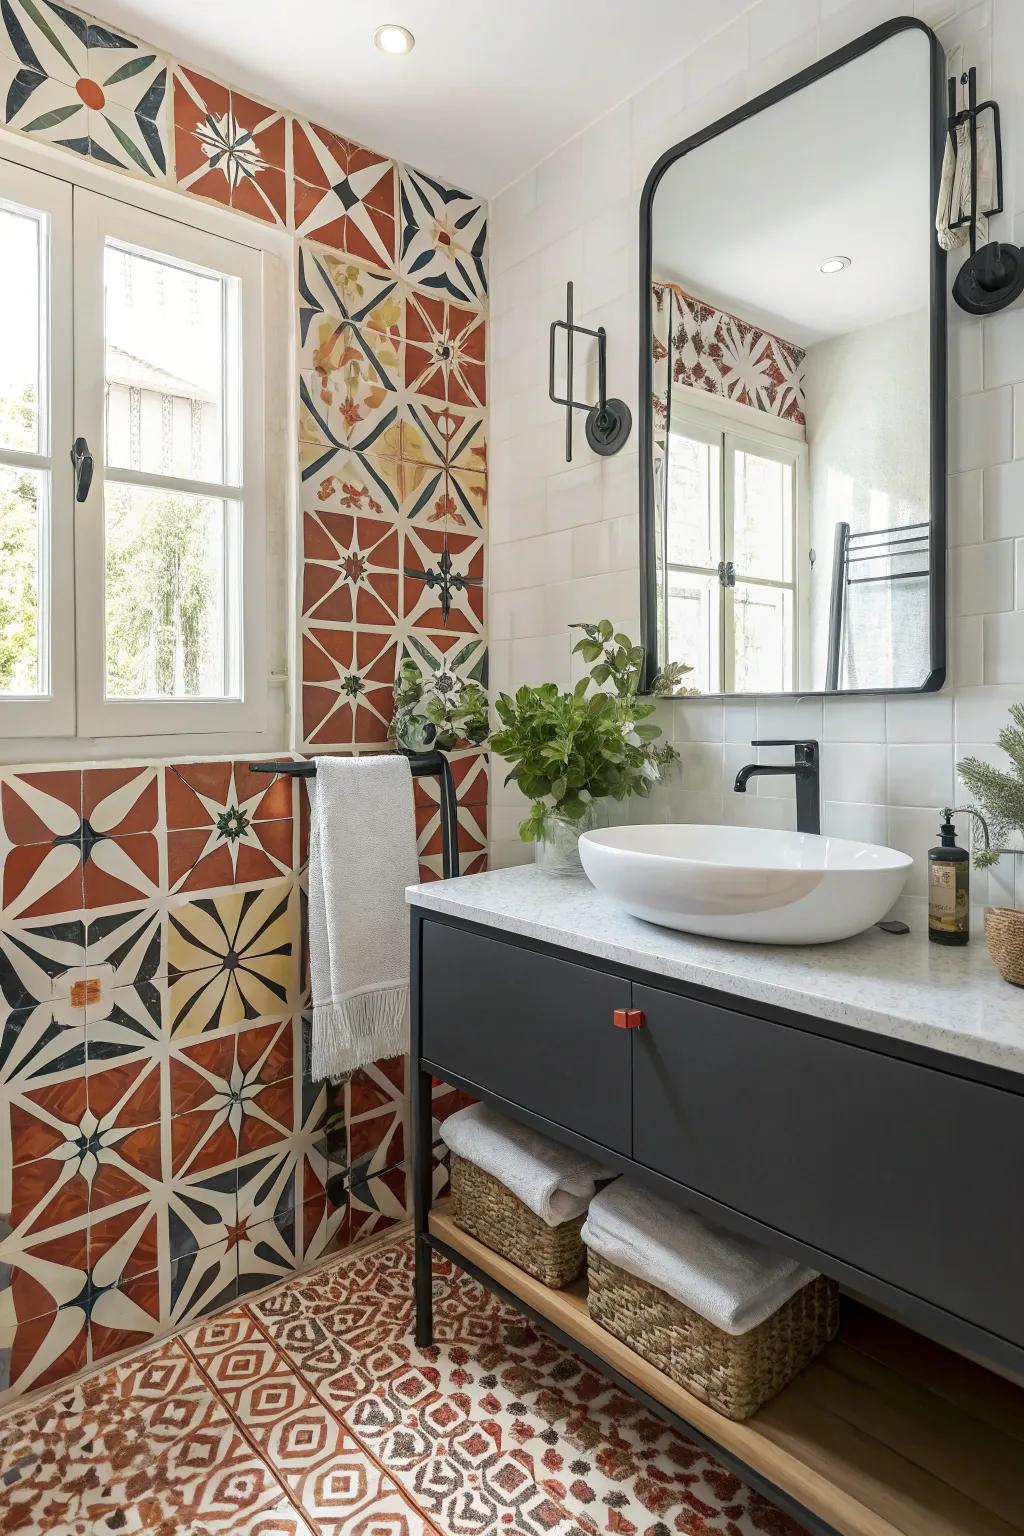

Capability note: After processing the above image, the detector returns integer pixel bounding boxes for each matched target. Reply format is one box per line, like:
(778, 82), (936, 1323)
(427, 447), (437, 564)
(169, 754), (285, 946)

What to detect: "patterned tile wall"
(0, 0), (488, 1405)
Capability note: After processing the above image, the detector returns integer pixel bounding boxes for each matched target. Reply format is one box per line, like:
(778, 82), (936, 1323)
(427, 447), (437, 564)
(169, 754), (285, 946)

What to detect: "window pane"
(732, 449), (793, 581)
(0, 204), (42, 454)
(666, 431), (721, 568)
(667, 571), (719, 694)
(104, 484), (240, 699)
(104, 242), (239, 484)
(0, 465), (42, 694)
(732, 584), (792, 693)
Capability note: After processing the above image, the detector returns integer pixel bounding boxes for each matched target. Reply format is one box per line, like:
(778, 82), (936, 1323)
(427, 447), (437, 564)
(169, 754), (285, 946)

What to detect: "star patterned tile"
(400, 167), (488, 304)
(292, 120), (397, 265)
(172, 66), (286, 223)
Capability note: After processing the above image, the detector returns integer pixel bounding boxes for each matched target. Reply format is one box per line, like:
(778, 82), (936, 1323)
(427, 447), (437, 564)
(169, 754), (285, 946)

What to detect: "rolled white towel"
(582, 1180), (818, 1336)
(440, 1103), (616, 1227)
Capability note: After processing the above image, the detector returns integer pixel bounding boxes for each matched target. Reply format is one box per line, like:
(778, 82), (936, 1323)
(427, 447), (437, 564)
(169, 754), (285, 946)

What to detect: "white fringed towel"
(308, 754), (419, 1080)
(441, 1102), (616, 1226)
(581, 1180), (818, 1336)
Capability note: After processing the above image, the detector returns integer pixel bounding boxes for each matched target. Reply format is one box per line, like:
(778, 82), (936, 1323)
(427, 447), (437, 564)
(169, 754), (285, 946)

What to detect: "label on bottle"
(929, 862), (965, 934)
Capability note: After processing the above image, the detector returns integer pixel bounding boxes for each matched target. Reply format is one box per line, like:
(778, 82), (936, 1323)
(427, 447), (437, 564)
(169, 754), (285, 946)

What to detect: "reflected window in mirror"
(642, 20), (946, 698)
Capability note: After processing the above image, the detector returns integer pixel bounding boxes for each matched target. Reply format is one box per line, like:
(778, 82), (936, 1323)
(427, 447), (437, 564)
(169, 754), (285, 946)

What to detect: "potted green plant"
(490, 620), (693, 874)
(957, 703), (1024, 985)
(390, 657), (489, 754)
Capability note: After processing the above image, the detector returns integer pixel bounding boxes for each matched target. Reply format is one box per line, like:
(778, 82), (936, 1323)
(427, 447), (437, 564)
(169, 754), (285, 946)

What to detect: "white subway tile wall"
(488, 0), (1022, 906)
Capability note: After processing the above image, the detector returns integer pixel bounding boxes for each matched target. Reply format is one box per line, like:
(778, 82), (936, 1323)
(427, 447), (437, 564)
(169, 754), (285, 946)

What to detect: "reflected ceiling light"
(819, 255), (852, 274)
(374, 24), (415, 54)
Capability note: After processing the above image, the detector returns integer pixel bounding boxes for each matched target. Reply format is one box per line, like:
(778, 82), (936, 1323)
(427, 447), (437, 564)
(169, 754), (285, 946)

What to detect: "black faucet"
(734, 740), (821, 835)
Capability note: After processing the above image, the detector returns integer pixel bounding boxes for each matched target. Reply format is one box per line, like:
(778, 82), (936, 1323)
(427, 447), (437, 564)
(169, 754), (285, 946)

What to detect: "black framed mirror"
(638, 17), (947, 698)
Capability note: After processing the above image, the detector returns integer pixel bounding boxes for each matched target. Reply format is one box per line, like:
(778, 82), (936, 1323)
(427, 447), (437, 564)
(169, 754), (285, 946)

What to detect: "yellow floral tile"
(167, 881), (299, 1036)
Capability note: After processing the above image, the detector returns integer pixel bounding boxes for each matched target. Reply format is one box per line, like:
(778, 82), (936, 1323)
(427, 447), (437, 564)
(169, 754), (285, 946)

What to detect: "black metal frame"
(824, 521), (932, 691)
(250, 748), (459, 880)
(637, 16), (948, 697)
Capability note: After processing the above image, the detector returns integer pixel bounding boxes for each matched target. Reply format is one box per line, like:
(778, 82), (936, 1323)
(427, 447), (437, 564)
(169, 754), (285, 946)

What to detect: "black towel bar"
(249, 750), (460, 881)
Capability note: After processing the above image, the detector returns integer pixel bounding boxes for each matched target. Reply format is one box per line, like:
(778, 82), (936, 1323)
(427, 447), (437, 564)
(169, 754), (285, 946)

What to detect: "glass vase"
(535, 803), (599, 876)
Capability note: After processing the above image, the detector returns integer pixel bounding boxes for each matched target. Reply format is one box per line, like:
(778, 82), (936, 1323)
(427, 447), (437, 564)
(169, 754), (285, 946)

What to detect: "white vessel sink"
(578, 824), (912, 944)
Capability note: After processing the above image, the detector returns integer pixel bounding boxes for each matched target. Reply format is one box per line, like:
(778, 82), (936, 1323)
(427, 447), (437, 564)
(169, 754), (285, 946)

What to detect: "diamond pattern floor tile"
(0, 1233), (806, 1536)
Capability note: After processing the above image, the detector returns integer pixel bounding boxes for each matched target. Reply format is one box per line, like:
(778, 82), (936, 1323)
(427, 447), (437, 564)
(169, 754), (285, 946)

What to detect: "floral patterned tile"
(0, 5), (168, 178)
(166, 881), (300, 1037)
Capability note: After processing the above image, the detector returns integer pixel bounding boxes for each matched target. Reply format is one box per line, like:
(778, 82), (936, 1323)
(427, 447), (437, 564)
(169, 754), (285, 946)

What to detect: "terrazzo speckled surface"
(407, 867), (1024, 1077)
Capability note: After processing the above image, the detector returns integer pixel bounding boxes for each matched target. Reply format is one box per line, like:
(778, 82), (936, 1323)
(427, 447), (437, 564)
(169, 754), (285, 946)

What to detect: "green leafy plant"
(491, 620), (686, 843)
(390, 658), (489, 754)
(957, 702), (1024, 872)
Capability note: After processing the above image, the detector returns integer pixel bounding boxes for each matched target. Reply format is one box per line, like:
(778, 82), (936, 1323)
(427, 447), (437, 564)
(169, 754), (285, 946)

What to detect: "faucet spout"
(733, 740), (821, 835)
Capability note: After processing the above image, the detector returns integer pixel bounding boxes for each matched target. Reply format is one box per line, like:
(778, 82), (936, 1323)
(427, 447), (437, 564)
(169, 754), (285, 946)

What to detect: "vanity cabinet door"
(632, 984), (1024, 1347)
(420, 921), (631, 1154)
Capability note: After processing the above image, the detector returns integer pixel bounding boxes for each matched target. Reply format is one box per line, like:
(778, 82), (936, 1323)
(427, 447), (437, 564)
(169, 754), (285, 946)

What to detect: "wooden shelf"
(429, 1206), (1024, 1536)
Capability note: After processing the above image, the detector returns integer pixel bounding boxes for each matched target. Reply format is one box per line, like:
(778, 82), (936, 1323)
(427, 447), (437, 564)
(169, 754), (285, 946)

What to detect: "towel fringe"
(311, 985), (408, 1081)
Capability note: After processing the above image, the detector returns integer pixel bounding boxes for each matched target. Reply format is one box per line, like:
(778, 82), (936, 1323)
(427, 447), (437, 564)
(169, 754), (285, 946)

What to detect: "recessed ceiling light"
(819, 255), (852, 274)
(374, 24), (415, 55)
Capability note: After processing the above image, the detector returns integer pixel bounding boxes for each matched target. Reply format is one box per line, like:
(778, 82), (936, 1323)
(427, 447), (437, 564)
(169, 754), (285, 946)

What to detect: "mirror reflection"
(646, 27), (941, 695)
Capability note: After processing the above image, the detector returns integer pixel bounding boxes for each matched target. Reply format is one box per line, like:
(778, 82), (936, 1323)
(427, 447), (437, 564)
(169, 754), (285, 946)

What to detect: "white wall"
(488, 0), (1024, 907)
(803, 308), (931, 688)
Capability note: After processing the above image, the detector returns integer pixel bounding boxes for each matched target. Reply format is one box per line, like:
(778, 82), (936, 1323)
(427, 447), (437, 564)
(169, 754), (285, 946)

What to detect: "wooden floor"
(430, 1206), (1024, 1536)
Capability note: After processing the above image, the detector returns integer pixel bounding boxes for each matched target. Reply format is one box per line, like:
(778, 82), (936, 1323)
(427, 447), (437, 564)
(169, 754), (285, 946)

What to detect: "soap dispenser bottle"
(928, 808), (970, 946)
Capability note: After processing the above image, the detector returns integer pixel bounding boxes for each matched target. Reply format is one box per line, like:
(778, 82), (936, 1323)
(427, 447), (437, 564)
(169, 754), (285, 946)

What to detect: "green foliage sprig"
(490, 620), (686, 843)
(957, 702), (1024, 871)
(390, 658), (489, 754)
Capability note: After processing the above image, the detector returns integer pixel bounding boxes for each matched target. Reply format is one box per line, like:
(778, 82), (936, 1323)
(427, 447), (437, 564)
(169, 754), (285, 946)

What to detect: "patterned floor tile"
(0, 1235), (807, 1536)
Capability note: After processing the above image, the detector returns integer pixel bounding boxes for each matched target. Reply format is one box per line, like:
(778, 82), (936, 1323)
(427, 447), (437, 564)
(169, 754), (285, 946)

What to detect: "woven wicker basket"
(449, 1154), (586, 1288)
(587, 1249), (839, 1420)
(985, 906), (1024, 986)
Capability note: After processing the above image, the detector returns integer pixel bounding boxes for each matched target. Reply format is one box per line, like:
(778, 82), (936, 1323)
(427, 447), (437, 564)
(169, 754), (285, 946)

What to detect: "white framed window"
(75, 190), (265, 736)
(0, 158), (74, 734)
(661, 407), (806, 694)
(0, 157), (268, 741)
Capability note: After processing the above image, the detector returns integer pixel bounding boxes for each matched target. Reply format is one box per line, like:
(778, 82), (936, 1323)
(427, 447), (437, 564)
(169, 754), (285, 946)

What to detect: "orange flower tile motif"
(292, 121), (397, 265)
(173, 67), (286, 224)
(0, 769), (83, 920)
(302, 511), (401, 628)
(405, 291), (486, 408)
(165, 761), (295, 894)
(300, 629), (399, 749)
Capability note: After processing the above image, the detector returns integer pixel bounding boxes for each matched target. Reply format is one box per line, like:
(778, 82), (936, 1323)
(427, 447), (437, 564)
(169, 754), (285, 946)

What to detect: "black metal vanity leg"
(410, 909), (434, 1348)
(412, 1064), (434, 1349)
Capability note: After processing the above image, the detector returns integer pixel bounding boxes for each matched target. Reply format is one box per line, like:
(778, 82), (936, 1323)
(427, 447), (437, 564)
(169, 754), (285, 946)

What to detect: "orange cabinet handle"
(613, 1008), (645, 1030)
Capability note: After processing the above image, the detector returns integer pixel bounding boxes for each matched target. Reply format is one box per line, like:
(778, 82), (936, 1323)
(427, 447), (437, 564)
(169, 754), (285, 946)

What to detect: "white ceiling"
(94, 0), (750, 197)
(653, 28), (932, 345)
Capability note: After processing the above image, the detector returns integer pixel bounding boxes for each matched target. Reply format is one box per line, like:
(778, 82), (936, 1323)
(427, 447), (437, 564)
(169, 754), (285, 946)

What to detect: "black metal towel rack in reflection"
(249, 750), (460, 881)
(825, 521), (930, 692)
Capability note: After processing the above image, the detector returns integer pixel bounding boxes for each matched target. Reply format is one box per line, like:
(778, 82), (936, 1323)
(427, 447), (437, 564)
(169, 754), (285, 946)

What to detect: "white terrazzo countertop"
(407, 865), (1024, 1078)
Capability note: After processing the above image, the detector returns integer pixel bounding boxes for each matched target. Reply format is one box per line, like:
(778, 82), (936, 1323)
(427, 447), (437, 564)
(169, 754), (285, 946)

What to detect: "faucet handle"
(750, 739), (819, 749)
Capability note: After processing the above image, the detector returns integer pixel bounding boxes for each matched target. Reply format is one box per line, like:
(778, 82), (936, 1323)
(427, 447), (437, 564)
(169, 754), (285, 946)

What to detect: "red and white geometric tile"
(292, 121), (397, 266)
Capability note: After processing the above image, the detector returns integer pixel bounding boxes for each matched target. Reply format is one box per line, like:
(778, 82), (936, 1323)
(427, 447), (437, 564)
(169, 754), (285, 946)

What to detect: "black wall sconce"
(947, 66), (1024, 315)
(548, 281), (632, 462)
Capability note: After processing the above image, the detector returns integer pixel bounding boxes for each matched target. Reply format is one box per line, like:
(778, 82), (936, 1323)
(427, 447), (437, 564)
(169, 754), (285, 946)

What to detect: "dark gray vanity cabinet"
(413, 912), (1024, 1378)
(420, 918), (632, 1153)
(632, 983), (1024, 1350)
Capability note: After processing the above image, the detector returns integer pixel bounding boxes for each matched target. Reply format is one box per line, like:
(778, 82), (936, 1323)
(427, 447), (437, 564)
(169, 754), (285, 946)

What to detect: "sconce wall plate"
(548, 281), (632, 462)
